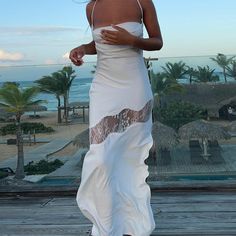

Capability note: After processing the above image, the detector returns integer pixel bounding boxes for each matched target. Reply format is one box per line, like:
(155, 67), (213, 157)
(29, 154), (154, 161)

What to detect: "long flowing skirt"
(76, 56), (155, 236)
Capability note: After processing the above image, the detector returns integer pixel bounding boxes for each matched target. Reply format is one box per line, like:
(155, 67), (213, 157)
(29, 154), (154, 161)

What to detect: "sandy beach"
(0, 110), (89, 163)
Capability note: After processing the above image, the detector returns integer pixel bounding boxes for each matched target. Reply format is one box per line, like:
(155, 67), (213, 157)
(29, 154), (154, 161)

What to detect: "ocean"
(14, 77), (92, 111)
(0, 55), (235, 111)
(0, 63), (95, 111)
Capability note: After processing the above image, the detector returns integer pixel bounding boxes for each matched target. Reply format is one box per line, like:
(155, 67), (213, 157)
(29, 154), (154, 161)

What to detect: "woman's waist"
(96, 43), (143, 59)
(93, 57), (150, 87)
(96, 54), (146, 70)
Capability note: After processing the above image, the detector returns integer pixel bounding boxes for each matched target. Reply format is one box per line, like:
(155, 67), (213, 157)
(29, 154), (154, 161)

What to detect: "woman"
(70, 0), (163, 235)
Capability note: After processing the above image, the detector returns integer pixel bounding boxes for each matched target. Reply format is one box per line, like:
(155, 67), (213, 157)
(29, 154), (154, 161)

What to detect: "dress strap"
(91, 0), (98, 28)
(135, 0), (143, 22)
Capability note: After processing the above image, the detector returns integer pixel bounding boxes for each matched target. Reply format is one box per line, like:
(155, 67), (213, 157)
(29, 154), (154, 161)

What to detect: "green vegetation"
(161, 61), (188, 80)
(155, 101), (207, 130)
(35, 66), (76, 123)
(210, 53), (235, 83)
(0, 171), (8, 179)
(226, 60), (236, 80)
(0, 84), (44, 179)
(0, 122), (54, 136)
(194, 66), (220, 83)
(2, 82), (20, 88)
(150, 72), (185, 121)
(148, 53), (235, 124)
(24, 159), (64, 175)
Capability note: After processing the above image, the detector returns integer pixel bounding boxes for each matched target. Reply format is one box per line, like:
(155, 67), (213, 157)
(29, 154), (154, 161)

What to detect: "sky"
(0, 0), (236, 67)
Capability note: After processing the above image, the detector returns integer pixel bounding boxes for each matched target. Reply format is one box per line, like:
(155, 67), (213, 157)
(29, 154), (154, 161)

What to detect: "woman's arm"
(100, 0), (163, 51)
(133, 0), (163, 50)
(69, 2), (97, 66)
(83, 2), (97, 55)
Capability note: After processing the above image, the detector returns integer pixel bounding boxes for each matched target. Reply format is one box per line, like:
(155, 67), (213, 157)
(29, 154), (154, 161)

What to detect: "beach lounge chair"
(157, 148), (171, 166)
(189, 140), (206, 165)
(208, 140), (225, 164)
(22, 130), (36, 146)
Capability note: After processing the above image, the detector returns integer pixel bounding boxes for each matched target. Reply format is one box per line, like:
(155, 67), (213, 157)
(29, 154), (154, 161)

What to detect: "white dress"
(76, 1), (155, 235)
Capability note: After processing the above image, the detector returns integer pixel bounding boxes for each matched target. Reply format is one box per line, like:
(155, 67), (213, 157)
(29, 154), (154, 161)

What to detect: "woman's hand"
(69, 45), (85, 66)
(101, 25), (136, 46)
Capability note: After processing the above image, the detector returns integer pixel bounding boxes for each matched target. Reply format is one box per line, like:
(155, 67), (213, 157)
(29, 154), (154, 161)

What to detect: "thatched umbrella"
(178, 119), (231, 158)
(69, 101), (89, 107)
(218, 95), (236, 107)
(150, 121), (179, 166)
(26, 105), (47, 117)
(73, 128), (89, 148)
(152, 121), (179, 150)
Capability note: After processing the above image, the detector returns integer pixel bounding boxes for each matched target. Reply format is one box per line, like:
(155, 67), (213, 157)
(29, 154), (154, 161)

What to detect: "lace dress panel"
(90, 99), (153, 144)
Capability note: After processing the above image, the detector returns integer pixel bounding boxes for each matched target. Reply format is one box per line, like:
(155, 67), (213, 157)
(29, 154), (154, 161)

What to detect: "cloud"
(0, 49), (24, 62)
(0, 26), (82, 36)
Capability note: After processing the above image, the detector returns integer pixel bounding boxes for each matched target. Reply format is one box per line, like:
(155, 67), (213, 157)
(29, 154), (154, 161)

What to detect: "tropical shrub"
(0, 122), (54, 135)
(155, 101), (207, 130)
(151, 72), (185, 121)
(0, 171), (8, 179)
(24, 159), (64, 175)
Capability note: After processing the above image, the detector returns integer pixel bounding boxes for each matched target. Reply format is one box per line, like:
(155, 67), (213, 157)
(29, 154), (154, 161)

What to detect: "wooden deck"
(1, 191), (236, 235)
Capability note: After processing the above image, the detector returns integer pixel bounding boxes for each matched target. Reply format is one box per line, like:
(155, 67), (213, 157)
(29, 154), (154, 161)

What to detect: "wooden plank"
(1, 192), (236, 235)
(0, 224), (91, 236)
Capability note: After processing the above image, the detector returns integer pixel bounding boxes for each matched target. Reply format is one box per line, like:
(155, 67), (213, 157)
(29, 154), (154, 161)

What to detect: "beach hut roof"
(69, 101), (89, 107)
(73, 128), (89, 148)
(152, 121), (179, 150)
(178, 119), (231, 140)
(26, 105), (47, 112)
(162, 83), (236, 117)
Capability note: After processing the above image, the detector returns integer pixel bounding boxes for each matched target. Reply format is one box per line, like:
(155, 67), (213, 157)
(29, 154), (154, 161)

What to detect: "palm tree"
(35, 66), (76, 123)
(35, 74), (64, 123)
(0, 84), (44, 179)
(58, 66), (76, 123)
(226, 60), (236, 80)
(161, 61), (188, 81)
(151, 72), (184, 121)
(2, 82), (20, 87)
(210, 53), (235, 83)
(194, 66), (220, 83)
(186, 66), (197, 84)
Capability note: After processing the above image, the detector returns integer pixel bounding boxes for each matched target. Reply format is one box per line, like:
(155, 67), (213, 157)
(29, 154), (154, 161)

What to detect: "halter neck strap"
(91, 0), (98, 28)
(136, 0), (143, 22)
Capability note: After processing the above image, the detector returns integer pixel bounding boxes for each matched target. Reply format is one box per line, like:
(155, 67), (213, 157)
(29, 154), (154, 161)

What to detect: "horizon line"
(0, 53), (235, 69)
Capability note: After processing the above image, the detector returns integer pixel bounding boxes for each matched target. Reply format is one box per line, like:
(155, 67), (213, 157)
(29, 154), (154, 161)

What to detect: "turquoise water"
(38, 175), (236, 185)
(163, 175), (236, 181)
(0, 77), (93, 111)
(38, 177), (76, 185)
